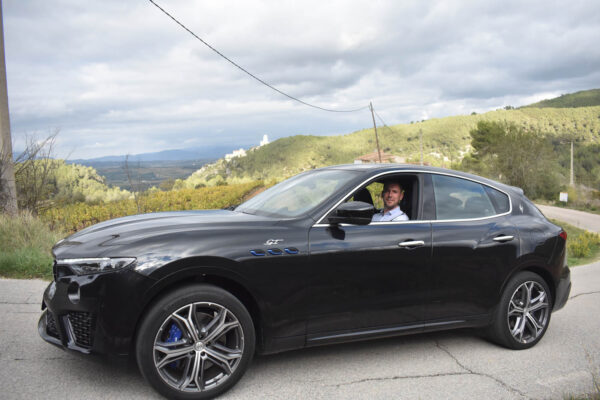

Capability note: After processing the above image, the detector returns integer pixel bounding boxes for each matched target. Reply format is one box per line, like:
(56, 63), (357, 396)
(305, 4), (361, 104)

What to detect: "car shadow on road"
(50, 328), (490, 399)
(254, 327), (485, 365)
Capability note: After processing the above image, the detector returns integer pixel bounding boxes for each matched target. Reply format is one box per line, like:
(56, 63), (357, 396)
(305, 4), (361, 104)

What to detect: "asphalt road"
(1, 262), (599, 400)
(1, 206), (599, 399)
(537, 204), (600, 233)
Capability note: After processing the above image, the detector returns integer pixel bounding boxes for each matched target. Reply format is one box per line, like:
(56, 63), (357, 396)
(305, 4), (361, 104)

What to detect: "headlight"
(56, 257), (136, 275)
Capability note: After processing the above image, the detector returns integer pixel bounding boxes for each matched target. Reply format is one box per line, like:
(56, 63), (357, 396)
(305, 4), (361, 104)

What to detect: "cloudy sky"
(4, 0), (600, 159)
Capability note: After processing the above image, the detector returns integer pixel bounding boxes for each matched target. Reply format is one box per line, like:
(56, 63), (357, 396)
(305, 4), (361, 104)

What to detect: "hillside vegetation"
(16, 159), (131, 212)
(523, 89), (600, 108)
(42, 181), (262, 233)
(182, 105), (600, 186)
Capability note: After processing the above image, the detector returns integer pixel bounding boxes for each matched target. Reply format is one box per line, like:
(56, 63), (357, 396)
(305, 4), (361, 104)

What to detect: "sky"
(4, 0), (600, 160)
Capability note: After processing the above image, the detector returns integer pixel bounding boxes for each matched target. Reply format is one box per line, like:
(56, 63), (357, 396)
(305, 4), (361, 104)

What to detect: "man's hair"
(381, 180), (403, 191)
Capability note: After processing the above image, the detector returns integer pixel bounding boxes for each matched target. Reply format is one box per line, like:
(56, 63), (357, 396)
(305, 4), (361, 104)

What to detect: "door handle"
(398, 240), (425, 248)
(493, 235), (514, 242)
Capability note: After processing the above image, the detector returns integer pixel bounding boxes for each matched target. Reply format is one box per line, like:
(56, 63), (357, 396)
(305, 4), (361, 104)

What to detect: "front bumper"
(38, 268), (155, 355)
(553, 266), (571, 311)
(38, 308), (93, 353)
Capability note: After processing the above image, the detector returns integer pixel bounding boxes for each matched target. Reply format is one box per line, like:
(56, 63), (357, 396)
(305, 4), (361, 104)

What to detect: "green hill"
(179, 104), (600, 187)
(523, 89), (600, 108)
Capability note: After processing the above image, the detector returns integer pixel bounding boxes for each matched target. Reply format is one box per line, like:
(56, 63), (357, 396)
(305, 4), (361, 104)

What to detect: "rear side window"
(432, 175), (496, 220)
(484, 185), (510, 214)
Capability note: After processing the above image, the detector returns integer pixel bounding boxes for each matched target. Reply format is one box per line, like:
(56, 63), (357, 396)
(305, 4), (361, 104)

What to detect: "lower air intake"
(68, 311), (95, 348)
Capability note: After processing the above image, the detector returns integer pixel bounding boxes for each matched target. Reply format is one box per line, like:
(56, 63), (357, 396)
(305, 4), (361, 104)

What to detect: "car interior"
(349, 174), (420, 221)
(434, 184), (497, 220)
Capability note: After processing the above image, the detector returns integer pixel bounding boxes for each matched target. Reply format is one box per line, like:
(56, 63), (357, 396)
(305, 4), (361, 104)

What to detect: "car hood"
(52, 209), (280, 258)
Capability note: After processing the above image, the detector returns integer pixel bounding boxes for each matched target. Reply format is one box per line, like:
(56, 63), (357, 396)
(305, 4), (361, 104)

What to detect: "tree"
(13, 132), (60, 213)
(463, 121), (560, 199)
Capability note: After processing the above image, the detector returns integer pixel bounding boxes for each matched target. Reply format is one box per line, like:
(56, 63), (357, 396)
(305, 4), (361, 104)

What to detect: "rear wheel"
(489, 271), (552, 349)
(136, 284), (255, 399)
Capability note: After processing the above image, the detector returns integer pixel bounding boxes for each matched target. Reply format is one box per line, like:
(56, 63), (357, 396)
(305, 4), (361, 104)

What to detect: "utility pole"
(569, 141), (574, 186)
(419, 128), (423, 166)
(369, 102), (382, 163)
(0, 0), (17, 215)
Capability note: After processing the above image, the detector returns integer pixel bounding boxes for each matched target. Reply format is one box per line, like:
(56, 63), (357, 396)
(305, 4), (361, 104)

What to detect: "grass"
(0, 212), (64, 280)
(550, 219), (600, 266)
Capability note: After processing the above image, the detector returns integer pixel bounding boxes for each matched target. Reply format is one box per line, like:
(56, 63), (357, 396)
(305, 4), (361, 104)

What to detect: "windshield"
(236, 169), (361, 218)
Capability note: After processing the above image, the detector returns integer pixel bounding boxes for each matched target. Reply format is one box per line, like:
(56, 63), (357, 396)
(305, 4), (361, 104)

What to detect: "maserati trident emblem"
(264, 239), (284, 245)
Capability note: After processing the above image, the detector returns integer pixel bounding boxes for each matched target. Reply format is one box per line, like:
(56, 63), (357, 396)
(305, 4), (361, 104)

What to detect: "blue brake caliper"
(166, 323), (182, 368)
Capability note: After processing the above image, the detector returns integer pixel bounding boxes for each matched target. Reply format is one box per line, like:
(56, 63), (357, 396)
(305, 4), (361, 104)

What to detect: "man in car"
(371, 181), (409, 222)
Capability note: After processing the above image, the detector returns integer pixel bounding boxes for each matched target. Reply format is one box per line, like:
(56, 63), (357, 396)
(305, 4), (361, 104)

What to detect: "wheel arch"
(521, 266), (556, 306)
(131, 264), (264, 357)
(500, 264), (556, 308)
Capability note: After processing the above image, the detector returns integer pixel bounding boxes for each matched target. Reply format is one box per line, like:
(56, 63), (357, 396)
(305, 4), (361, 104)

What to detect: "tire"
(136, 284), (255, 400)
(488, 271), (552, 350)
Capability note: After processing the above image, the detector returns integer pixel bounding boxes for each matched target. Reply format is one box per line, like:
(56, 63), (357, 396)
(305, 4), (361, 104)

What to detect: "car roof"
(318, 163), (523, 196)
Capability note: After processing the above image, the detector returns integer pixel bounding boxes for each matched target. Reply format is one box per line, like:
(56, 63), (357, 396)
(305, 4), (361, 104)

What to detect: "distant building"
(224, 148), (247, 160)
(354, 150), (405, 164)
(260, 134), (269, 147)
(226, 135), (268, 160)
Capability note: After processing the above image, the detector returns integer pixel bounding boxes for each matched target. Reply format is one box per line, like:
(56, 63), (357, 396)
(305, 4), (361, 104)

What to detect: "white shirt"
(371, 206), (409, 222)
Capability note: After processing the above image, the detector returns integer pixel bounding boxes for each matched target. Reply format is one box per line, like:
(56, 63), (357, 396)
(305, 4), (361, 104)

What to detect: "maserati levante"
(39, 164), (571, 399)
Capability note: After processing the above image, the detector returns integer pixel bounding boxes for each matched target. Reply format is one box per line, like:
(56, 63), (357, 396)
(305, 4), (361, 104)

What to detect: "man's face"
(382, 183), (404, 211)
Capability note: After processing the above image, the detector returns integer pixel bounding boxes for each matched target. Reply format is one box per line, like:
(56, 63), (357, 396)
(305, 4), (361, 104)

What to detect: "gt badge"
(264, 239), (283, 245)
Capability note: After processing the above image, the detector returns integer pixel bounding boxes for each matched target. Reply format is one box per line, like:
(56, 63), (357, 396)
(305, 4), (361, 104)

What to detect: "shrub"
(0, 212), (64, 279)
(41, 181), (262, 233)
(568, 231), (600, 258)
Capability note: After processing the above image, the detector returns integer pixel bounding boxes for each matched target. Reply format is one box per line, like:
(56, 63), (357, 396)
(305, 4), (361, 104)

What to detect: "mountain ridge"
(523, 89), (600, 108)
(69, 145), (237, 163)
(178, 101), (600, 187)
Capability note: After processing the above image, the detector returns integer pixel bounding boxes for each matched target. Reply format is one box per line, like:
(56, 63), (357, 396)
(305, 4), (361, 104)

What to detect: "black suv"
(39, 164), (571, 399)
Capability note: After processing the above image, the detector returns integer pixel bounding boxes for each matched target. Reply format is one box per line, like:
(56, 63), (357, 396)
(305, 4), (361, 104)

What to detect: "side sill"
(307, 319), (466, 346)
(258, 334), (305, 355)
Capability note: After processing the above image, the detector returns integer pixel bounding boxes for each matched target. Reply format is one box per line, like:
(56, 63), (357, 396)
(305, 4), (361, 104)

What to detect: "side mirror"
(328, 201), (375, 226)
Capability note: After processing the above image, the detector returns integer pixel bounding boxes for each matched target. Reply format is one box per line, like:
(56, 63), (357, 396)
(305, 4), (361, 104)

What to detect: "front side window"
(345, 174), (418, 222)
(236, 169), (360, 218)
(432, 174), (496, 220)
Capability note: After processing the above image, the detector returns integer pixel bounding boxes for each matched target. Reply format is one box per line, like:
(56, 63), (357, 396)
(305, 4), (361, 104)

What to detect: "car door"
(306, 173), (432, 341)
(426, 173), (519, 321)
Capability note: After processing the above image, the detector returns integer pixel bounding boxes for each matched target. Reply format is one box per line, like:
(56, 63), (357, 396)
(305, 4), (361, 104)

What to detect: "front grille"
(68, 312), (95, 348)
(46, 311), (60, 339)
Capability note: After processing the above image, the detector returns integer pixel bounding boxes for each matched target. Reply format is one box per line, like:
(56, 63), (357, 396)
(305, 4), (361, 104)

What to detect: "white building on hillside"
(224, 148), (247, 160)
(225, 136), (268, 160)
(260, 134), (269, 147)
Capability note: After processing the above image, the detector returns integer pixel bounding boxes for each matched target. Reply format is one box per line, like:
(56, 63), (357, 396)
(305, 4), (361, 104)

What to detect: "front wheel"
(489, 271), (552, 350)
(136, 284), (255, 399)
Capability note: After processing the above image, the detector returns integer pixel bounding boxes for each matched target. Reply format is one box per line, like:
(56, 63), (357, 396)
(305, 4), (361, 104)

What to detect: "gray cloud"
(5, 0), (600, 159)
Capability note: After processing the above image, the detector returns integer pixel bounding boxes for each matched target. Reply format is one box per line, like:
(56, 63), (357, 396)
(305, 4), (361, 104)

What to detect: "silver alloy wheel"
(153, 302), (244, 392)
(507, 281), (550, 344)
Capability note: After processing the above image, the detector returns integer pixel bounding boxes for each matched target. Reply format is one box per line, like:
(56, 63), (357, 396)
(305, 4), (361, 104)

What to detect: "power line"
(148, 0), (369, 113)
(373, 109), (397, 137)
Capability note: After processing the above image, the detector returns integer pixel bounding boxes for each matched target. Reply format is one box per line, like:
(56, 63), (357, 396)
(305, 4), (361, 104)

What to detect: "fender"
(142, 256), (259, 305)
